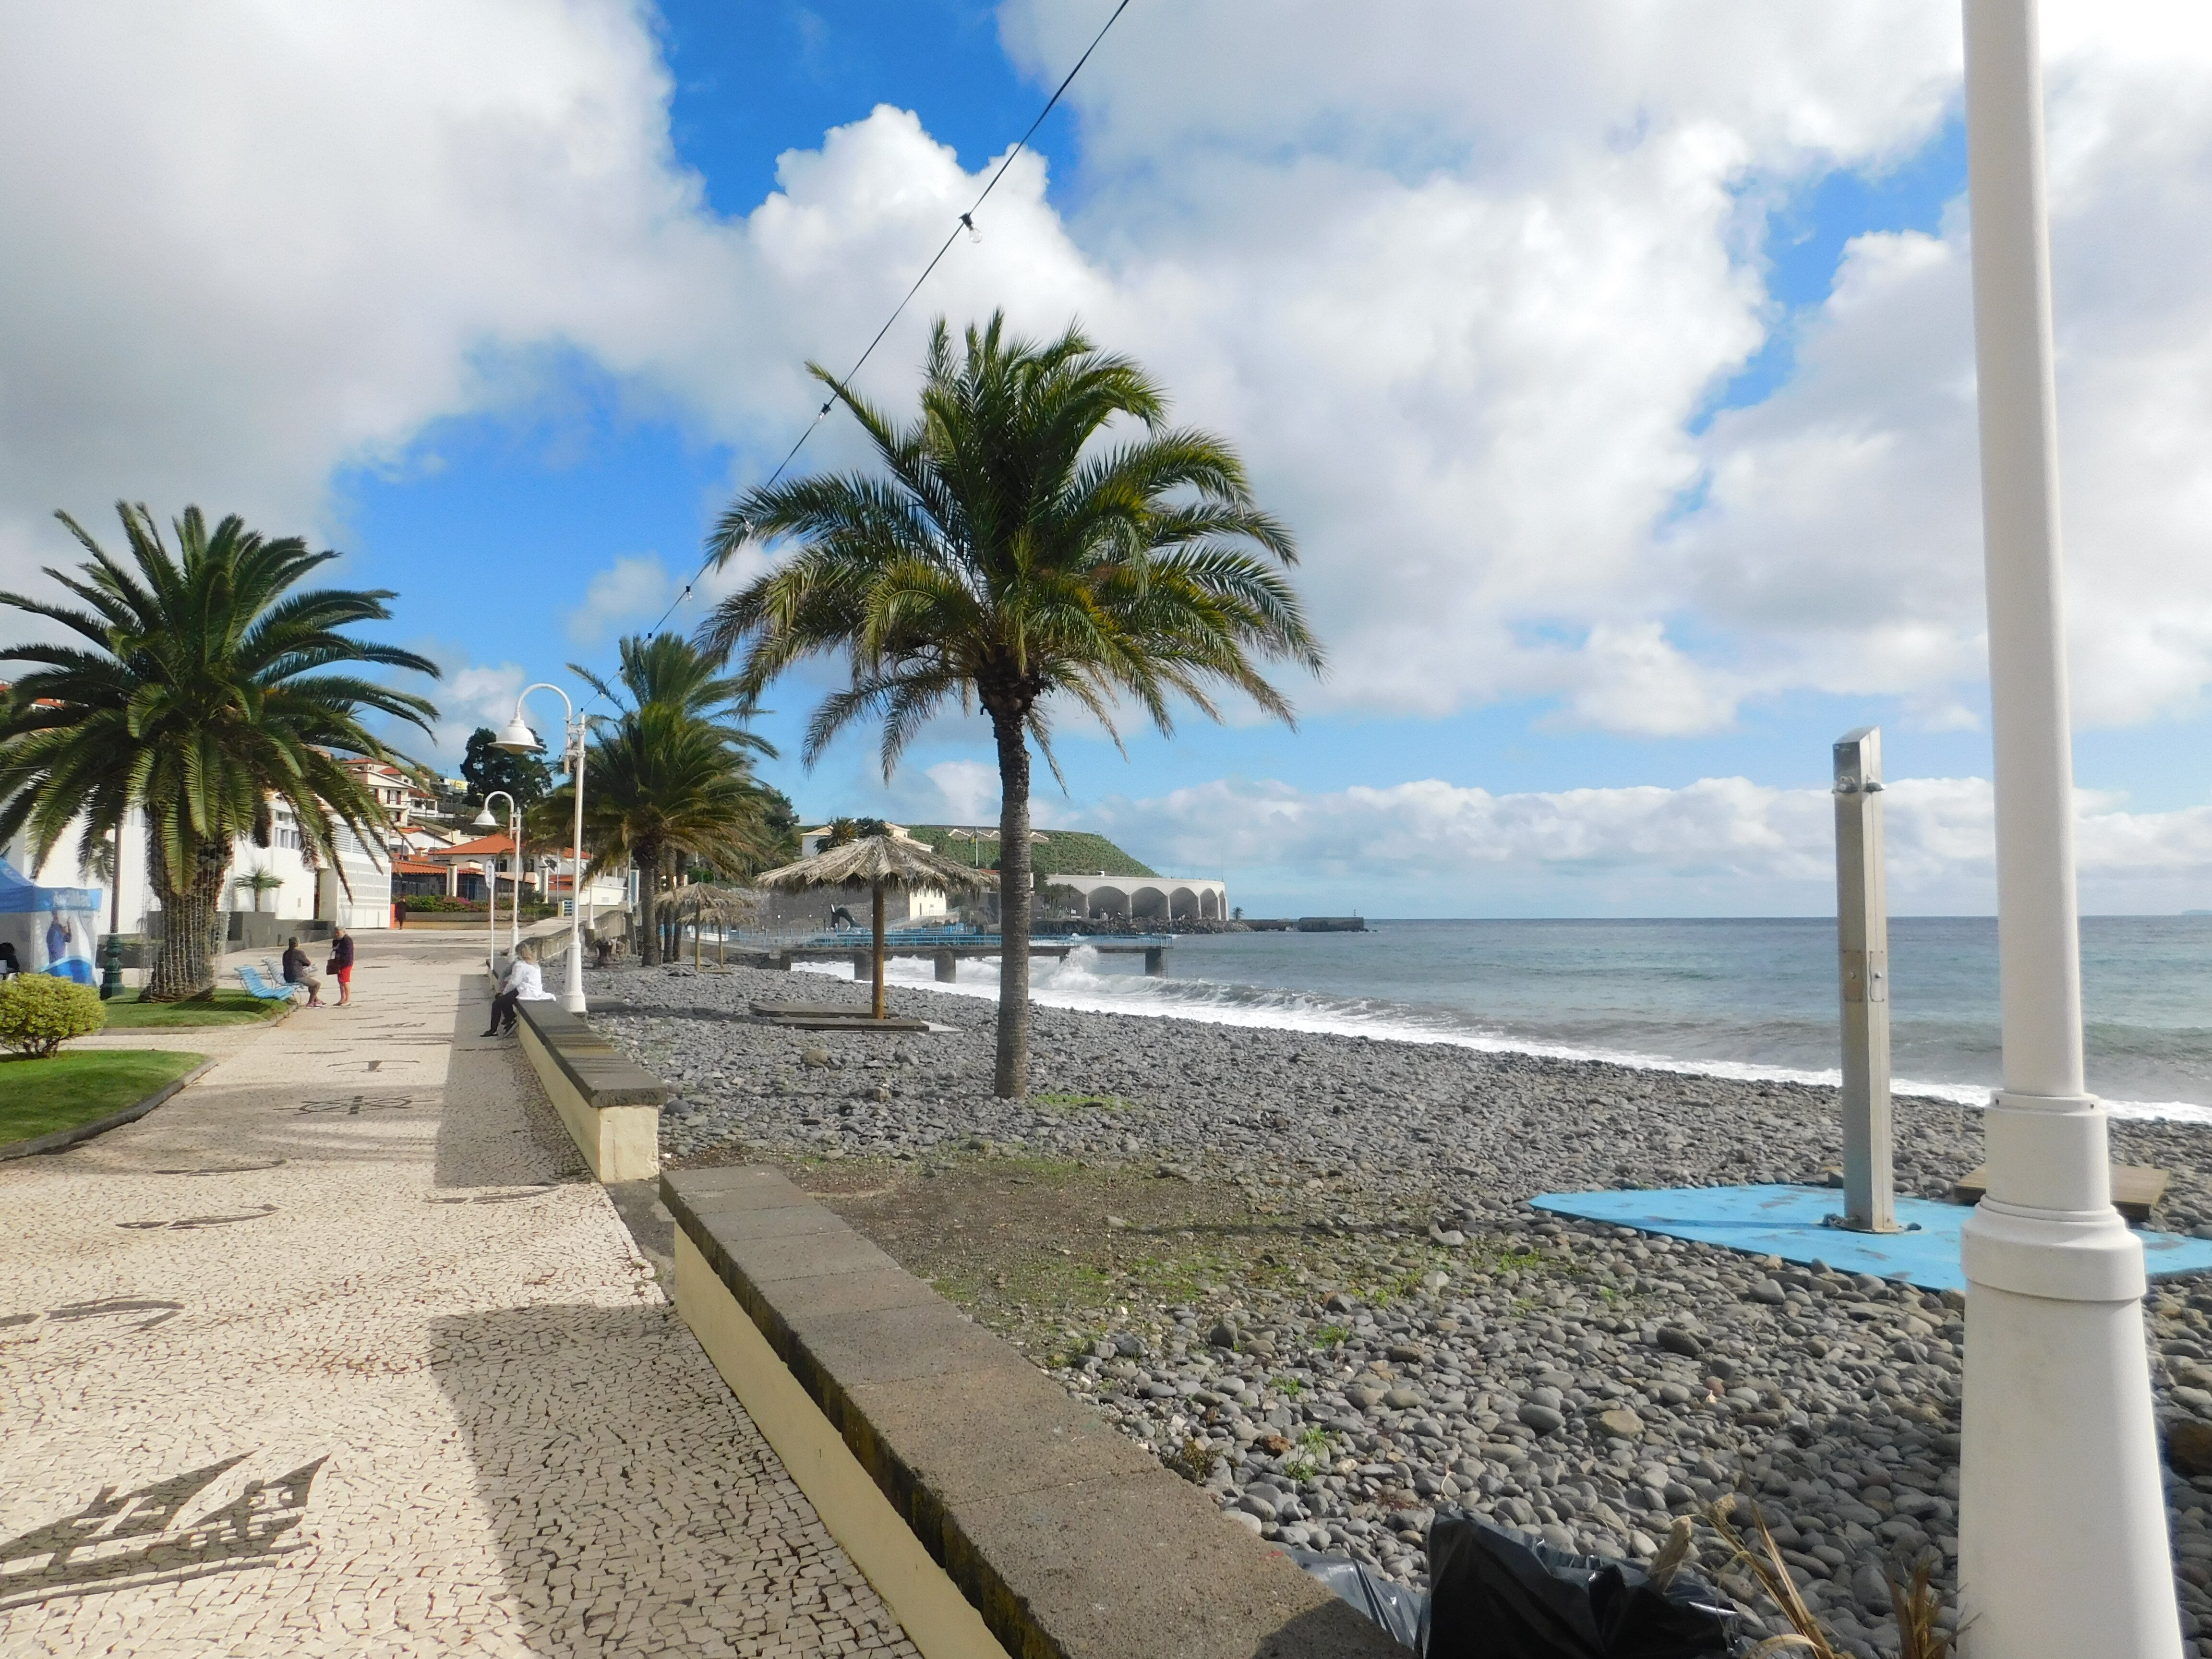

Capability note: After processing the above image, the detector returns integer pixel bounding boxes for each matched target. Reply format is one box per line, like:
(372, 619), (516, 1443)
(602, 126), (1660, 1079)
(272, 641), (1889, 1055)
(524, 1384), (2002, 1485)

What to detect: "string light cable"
(613, 0), (1135, 673)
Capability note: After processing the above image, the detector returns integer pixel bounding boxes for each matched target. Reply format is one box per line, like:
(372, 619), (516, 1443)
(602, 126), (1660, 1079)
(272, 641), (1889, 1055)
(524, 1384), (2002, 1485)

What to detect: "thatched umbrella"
(654, 884), (761, 966)
(753, 835), (995, 1018)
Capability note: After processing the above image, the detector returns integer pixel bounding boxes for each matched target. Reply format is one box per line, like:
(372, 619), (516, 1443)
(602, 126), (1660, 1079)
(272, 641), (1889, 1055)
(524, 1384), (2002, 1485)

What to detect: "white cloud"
(566, 553), (675, 645)
(420, 659), (528, 766)
(1664, 1), (2212, 729)
(5, 0), (2210, 749)
(919, 759), (1000, 826)
(1074, 773), (2212, 916)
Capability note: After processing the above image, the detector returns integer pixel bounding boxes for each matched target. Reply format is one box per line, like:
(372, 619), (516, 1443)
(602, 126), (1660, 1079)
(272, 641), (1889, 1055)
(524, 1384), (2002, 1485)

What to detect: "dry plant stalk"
(1705, 1494), (1843, 1659)
(1887, 1552), (1953, 1659)
(1704, 1493), (1955, 1659)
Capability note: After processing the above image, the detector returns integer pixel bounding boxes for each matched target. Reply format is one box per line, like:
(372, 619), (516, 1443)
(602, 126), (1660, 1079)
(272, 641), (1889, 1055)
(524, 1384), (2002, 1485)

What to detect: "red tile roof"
(422, 834), (513, 858)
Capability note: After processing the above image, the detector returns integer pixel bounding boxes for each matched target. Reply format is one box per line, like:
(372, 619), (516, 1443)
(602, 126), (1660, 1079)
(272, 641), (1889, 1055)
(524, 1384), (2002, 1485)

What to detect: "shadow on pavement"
(432, 974), (584, 1191)
(430, 1302), (911, 1656)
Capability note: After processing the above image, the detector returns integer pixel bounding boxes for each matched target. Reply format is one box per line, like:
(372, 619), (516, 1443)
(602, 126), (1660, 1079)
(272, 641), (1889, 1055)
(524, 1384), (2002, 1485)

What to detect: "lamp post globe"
(506, 683), (587, 1014)
(491, 717), (540, 755)
(475, 789), (519, 983)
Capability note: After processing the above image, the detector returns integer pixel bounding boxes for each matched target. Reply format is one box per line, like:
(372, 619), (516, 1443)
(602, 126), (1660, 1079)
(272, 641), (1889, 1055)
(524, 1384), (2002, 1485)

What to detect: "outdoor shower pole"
(1956, 2), (2177, 1654)
(1831, 727), (1897, 1233)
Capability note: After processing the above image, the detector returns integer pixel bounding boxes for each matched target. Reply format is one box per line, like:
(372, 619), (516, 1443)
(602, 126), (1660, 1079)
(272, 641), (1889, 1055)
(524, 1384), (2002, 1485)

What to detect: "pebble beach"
(590, 961), (2212, 1659)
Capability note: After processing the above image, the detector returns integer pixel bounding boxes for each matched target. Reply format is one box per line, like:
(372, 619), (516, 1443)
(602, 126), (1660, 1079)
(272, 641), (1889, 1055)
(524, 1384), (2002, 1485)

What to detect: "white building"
(1046, 872), (1228, 923)
(2, 797), (392, 938)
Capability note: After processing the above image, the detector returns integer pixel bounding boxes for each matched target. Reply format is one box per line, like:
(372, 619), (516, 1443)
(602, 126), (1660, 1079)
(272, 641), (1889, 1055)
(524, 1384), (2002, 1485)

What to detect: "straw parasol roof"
(754, 836), (997, 896)
(755, 835), (995, 1019)
(652, 884), (761, 926)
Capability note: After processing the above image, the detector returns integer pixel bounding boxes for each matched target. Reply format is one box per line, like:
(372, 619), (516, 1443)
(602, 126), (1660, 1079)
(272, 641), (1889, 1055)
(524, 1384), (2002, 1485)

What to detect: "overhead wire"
(601, 0), (1135, 700)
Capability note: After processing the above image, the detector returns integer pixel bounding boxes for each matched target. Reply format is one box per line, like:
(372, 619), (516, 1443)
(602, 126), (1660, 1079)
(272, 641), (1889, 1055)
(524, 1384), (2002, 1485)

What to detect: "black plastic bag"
(1283, 1545), (1428, 1653)
(1425, 1511), (1735, 1659)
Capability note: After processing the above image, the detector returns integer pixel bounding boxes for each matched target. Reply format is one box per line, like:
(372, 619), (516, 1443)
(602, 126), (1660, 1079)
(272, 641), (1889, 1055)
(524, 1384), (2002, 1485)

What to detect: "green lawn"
(99, 989), (289, 1028)
(0, 1050), (205, 1146)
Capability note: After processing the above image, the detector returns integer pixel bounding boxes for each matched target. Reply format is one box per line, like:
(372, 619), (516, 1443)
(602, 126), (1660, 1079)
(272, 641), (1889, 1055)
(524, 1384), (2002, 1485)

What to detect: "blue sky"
(346, 6), (1987, 802)
(7, 2), (2210, 916)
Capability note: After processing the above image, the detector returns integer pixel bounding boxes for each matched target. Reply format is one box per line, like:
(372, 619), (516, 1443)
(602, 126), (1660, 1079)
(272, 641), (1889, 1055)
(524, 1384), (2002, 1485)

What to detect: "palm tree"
(0, 504), (440, 999)
(540, 633), (788, 965)
(698, 313), (1322, 1096)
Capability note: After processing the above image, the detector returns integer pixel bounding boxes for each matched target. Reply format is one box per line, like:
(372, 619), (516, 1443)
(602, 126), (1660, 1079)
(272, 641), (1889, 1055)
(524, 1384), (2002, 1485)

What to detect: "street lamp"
(471, 791), (520, 983)
(493, 684), (588, 1014)
(1956, 2), (2178, 1654)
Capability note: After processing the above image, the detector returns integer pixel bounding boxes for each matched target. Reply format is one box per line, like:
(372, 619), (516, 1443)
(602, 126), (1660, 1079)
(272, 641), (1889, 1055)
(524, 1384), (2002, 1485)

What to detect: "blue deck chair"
(237, 964), (303, 1003)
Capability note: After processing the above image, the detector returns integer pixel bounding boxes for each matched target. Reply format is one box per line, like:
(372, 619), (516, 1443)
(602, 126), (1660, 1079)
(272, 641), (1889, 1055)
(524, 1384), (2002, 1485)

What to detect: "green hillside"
(901, 824), (1155, 878)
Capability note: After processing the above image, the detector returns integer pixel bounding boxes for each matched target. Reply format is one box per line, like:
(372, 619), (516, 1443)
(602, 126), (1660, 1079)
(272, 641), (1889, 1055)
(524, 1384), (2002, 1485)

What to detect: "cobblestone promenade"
(0, 934), (917, 1659)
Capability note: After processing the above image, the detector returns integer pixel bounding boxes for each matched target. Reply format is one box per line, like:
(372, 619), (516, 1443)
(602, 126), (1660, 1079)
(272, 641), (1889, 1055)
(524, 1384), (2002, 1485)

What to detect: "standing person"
(327, 925), (355, 1006)
(281, 936), (324, 1007)
(44, 914), (66, 970)
(393, 897), (409, 929)
(0, 941), (19, 979)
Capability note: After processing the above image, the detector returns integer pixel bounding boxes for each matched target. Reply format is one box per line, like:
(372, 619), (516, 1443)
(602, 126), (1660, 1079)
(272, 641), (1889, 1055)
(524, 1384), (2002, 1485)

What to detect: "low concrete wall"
(515, 998), (663, 1182)
(674, 1228), (1012, 1659)
(664, 1166), (1407, 1659)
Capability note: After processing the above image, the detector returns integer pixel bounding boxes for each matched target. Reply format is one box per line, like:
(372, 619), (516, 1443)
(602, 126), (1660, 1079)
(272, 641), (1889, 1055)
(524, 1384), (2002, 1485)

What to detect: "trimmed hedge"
(0, 975), (107, 1058)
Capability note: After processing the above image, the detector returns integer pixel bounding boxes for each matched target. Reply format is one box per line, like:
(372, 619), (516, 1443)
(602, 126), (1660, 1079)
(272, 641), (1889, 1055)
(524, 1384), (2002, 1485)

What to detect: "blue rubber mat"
(1529, 1183), (2212, 1294)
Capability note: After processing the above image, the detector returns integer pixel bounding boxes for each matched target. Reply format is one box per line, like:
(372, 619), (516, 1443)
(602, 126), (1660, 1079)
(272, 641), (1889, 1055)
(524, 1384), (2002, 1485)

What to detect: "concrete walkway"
(0, 932), (918, 1659)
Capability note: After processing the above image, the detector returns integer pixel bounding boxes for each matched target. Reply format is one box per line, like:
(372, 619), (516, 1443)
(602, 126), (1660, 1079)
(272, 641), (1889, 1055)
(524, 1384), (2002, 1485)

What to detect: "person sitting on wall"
(281, 936), (324, 1008)
(484, 943), (555, 1038)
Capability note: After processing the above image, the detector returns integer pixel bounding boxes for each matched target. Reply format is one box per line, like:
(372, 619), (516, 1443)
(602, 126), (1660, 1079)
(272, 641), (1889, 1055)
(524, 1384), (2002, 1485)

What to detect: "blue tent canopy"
(0, 857), (100, 914)
(0, 858), (103, 983)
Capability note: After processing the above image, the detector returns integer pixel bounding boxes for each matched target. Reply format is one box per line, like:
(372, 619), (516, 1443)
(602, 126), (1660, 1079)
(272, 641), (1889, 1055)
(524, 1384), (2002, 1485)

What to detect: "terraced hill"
(899, 825), (1155, 878)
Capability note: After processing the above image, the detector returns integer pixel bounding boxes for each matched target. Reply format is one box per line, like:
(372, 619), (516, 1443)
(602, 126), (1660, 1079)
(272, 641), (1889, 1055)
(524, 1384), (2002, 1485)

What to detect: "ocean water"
(814, 916), (2212, 1124)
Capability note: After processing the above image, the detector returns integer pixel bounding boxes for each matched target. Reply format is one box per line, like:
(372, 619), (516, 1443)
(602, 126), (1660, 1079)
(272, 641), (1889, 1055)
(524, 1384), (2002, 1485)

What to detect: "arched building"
(1045, 872), (1227, 924)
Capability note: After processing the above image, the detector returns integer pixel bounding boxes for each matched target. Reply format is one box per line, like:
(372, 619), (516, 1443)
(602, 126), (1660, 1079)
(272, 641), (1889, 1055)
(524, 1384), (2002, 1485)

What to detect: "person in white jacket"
(484, 944), (555, 1037)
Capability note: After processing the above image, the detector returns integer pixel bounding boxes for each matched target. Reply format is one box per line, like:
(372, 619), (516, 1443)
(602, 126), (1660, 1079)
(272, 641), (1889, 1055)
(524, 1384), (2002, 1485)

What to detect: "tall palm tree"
(0, 504), (440, 999)
(540, 633), (787, 964)
(698, 313), (1323, 1096)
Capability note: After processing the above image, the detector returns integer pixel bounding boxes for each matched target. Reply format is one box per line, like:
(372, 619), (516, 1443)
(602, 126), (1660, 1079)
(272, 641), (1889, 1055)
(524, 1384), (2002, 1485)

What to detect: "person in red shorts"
(327, 926), (356, 1006)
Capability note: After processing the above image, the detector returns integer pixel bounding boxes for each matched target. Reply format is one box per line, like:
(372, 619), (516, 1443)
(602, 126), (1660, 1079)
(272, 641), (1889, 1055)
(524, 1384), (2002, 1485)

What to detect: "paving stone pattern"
(0, 937), (917, 1659)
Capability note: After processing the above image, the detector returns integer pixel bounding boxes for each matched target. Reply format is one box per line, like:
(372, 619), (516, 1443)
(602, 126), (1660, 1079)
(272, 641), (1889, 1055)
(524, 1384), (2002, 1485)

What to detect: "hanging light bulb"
(960, 212), (981, 244)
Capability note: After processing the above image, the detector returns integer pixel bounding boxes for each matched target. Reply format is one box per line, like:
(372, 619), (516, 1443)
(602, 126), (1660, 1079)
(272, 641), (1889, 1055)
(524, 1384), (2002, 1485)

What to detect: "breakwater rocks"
(591, 963), (2212, 1657)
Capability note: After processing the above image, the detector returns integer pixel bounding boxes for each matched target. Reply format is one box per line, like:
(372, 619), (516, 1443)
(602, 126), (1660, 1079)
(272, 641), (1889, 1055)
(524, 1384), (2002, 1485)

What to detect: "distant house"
(409, 835), (625, 910)
(413, 833), (516, 902)
(339, 758), (448, 856)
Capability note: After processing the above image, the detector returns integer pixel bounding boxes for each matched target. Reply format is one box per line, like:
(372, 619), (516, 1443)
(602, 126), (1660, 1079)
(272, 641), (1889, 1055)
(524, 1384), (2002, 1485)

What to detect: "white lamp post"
(493, 684), (588, 1015)
(1957, 2), (2179, 1653)
(470, 791), (520, 983)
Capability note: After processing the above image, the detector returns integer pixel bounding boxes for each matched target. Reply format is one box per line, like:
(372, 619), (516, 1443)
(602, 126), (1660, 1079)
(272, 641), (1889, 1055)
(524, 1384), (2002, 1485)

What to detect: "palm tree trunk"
(637, 837), (663, 965)
(145, 841), (227, 1001)
(871, 878), (886, 1020)
(992, 713), (1031, 1097)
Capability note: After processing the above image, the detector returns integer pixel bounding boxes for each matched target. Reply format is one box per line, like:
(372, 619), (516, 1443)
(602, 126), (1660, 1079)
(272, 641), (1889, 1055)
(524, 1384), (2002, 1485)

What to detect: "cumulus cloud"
(415, 658), (528, 767)
(566, 553), (676, 645)
(1663, 1), (2212, 729)
(919, 759), (1000, 826)
(5, 0), (2208, 749)
(1074, 773), (2212, 916)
